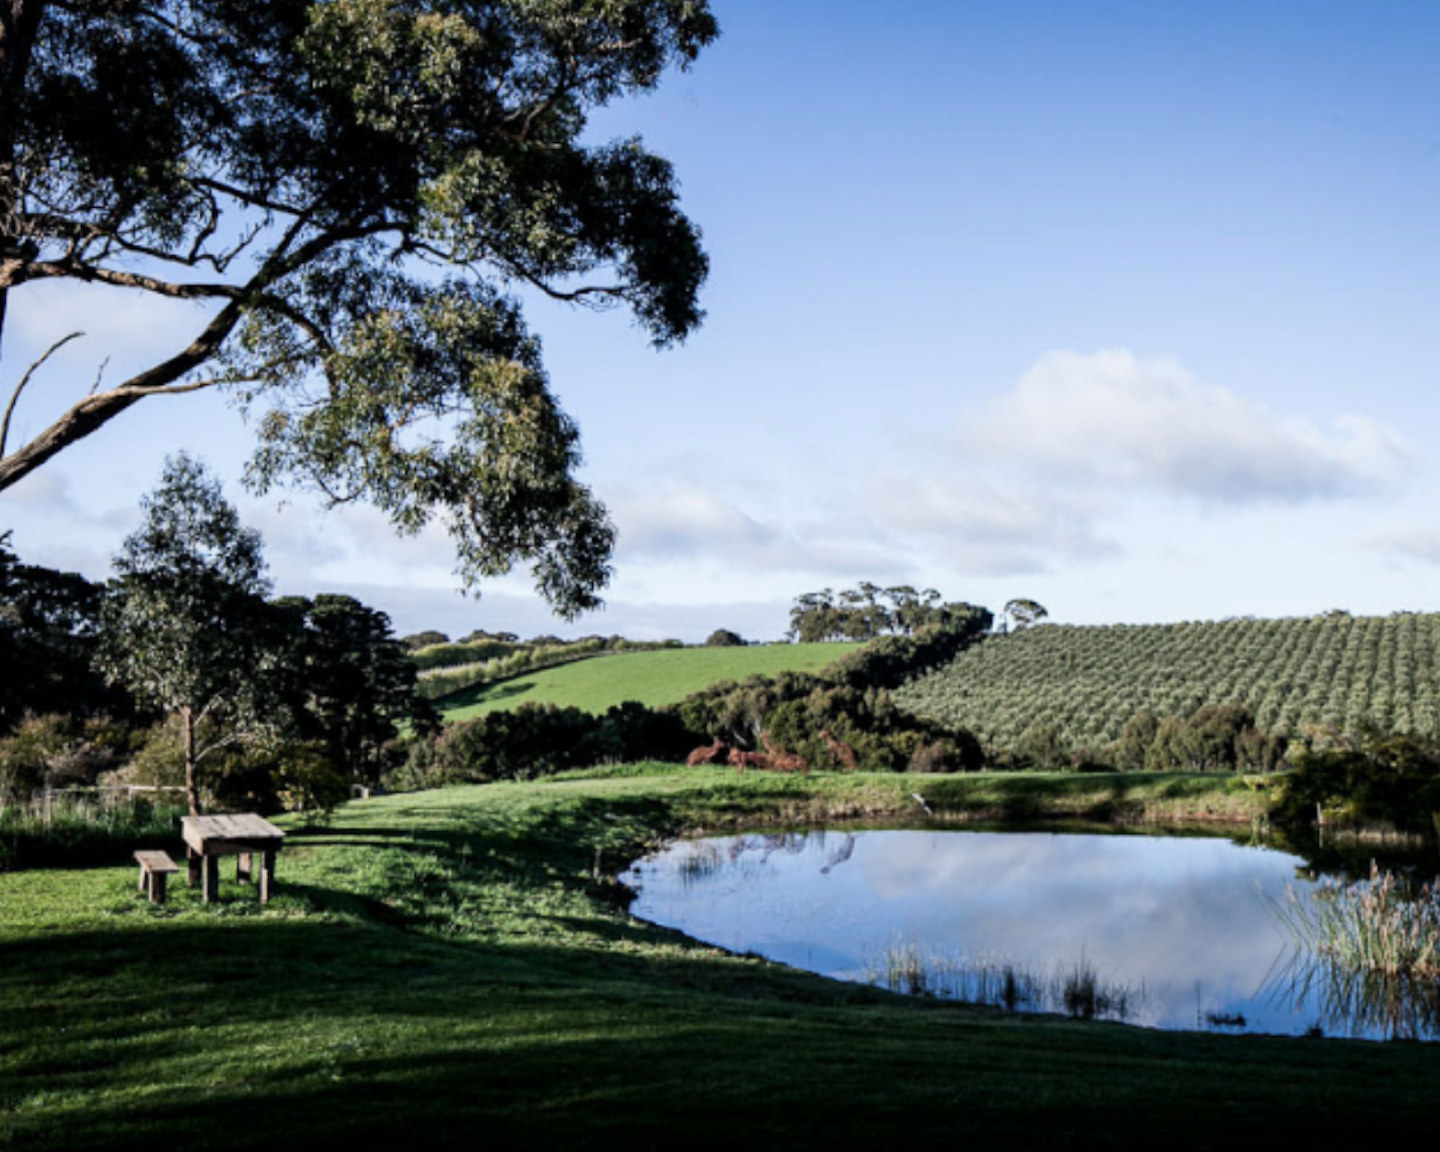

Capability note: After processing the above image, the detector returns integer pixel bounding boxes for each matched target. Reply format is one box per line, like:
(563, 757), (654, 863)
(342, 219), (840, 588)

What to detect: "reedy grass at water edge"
(1271, 862), (1440, 978)
(869, 944), (1145, 1023)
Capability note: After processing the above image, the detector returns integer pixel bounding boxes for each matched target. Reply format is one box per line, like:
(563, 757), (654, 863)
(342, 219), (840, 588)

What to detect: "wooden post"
(152, 871), (168, 906)
(259, 849), (276, 905)
(237, 852), (252, 884)
(137, 861), (148, 894)
(203, 855), (219, 903)
(187, 847), (201, 888)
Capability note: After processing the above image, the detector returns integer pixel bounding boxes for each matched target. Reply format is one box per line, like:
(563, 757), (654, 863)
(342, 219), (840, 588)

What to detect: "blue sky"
(5, 1), (1440, 641)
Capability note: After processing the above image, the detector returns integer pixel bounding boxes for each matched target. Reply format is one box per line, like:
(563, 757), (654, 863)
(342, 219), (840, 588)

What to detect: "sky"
(5, 0), (1440, 642)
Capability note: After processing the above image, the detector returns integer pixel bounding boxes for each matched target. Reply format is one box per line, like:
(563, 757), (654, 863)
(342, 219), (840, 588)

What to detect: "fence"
(4, 785), (187, 826)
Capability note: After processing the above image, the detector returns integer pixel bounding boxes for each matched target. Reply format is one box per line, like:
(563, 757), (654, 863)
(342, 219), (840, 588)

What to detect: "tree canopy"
(0, 0), (718, 617)
(0, 531), (118, 730)
(787, 584), (992, 643)
(274, 592), (438, 789)
(96, 453), (279, 814)
(1004, 598), (1049, 631)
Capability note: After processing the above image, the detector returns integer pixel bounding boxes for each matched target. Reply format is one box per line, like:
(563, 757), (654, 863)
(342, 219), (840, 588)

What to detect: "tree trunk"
(181, 705), (200, 817)
(0, 1), (48, 366)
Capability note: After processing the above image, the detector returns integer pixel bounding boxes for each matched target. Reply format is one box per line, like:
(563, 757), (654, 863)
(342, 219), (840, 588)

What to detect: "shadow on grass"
(908, 772), (1268, 828)
(433, 678), (538, 713)
(7, 915), (1440, 1150)
(916, 773), (1146, 823)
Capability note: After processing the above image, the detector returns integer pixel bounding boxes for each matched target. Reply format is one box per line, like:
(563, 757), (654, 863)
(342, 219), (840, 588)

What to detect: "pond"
(622, 826), (1440, 1041)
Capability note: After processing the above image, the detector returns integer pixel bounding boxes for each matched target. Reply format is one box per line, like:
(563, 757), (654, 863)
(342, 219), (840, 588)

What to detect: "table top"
(182, 813), (285, 853)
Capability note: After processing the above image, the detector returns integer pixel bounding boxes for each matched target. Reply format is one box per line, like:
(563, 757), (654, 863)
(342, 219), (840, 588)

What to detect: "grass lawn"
(437, 641), (863, 721)
(2, 768), (1438, 1149)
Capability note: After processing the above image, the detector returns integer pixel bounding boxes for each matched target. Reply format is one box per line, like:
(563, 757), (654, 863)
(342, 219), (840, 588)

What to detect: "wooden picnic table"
(181, 813), (285, 904)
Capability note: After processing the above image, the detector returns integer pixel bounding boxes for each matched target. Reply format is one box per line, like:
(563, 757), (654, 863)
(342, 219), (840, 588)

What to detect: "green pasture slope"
(897, 612), (1440, 750)
(438, 641), (863, 721)
(4, 768), (1439, 1149)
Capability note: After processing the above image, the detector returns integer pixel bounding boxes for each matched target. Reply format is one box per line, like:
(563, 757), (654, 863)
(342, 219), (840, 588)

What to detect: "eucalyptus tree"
(789, 584), (986, 642)
(97, 454), (281, 815)
(1004, 598), (1049, 631)
(0, 0), (718, 617)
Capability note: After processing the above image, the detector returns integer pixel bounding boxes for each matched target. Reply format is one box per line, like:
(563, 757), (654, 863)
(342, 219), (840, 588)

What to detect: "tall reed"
(866, 944), (1142, 1022)
(1270, 863), (1440, 978)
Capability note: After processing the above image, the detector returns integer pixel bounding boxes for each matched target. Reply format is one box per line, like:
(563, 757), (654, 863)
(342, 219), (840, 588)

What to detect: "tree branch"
(0, 328), (80, 457)
(0, 216), (398, 491)
(18, 258), (241, 300)
(0, 299), (245, 489)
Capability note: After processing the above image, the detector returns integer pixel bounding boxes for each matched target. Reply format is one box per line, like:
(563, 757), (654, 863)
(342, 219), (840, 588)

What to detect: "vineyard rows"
(894, 614), (1440, 752)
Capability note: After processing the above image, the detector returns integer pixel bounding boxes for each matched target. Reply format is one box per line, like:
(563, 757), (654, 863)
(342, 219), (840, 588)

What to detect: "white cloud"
(1362, 524), (1440, 566)
(964, 349), (1415, 504)
(2, 468), (81, 517)
(5, 281), (209, 387)
(610, 486), (911, 579)
(1, 464), (137, 577)
(614, 487), (776, 556)
(864, 473), (1119, 576)
(306, 579), (793, 644)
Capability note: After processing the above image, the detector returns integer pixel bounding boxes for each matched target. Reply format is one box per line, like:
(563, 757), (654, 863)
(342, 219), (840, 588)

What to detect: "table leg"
(154, 872), (168, 906)
(187, 847), (200, 888)
(259, 849), (276, 904)
(138, 863), (147, 894)
(203, 855), (219, 903)
(237, 852), (252, 884)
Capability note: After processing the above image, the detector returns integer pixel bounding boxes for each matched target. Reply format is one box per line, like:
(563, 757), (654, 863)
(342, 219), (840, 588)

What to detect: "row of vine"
(894, 614), (1440, 753)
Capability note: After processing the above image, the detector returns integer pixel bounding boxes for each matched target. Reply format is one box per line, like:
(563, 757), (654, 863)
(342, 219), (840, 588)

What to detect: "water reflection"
(869, 945), (1148, 1024)
(1263, 957), (1440, 1041)
(623, 827), (1440, 1041)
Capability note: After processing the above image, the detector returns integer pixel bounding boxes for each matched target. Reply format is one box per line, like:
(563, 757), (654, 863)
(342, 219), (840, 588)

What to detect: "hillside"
(895, 614), (1440, 753)
(438, 642), (864, 722)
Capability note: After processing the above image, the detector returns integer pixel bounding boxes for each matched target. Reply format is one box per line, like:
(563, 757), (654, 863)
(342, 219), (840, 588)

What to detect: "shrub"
(1017, 723), (1070, 771)
(907, 739), (960, 774)
(1276, 731), (1440, 831)
(1115, 711), (1159, 770)
(0, 713), (125, 800)
(272, 742), (352, 818)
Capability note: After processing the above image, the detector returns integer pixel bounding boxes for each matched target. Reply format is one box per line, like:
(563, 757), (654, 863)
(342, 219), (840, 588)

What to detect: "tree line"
(787, 583), (997, 643)
(402, 609), (997, 787)
(1, 455), (434, 817)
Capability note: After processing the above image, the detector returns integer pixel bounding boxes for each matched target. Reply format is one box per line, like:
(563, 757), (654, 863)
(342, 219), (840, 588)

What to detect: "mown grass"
(437, 641), (863, 721)
(3, 768), (1438, 1149)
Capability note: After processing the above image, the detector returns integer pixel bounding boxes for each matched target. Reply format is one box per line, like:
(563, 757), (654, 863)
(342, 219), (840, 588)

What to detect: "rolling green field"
(4, 769), (1440, 1149)
(897, 613), (1440, 751)
(437, 641), (863, 722)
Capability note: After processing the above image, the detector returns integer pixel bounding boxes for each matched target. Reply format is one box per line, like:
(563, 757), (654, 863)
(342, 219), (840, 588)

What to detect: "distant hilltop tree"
(1004, 599), (1049, 631)
(705, 629), (746, 647)
(463, 629), (521, 645)
(402, 631), (452, 651)
(788, 584), (992, 643)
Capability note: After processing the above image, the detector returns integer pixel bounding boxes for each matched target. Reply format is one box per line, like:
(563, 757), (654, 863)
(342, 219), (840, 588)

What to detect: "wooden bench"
(134, 850), (179, 905)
